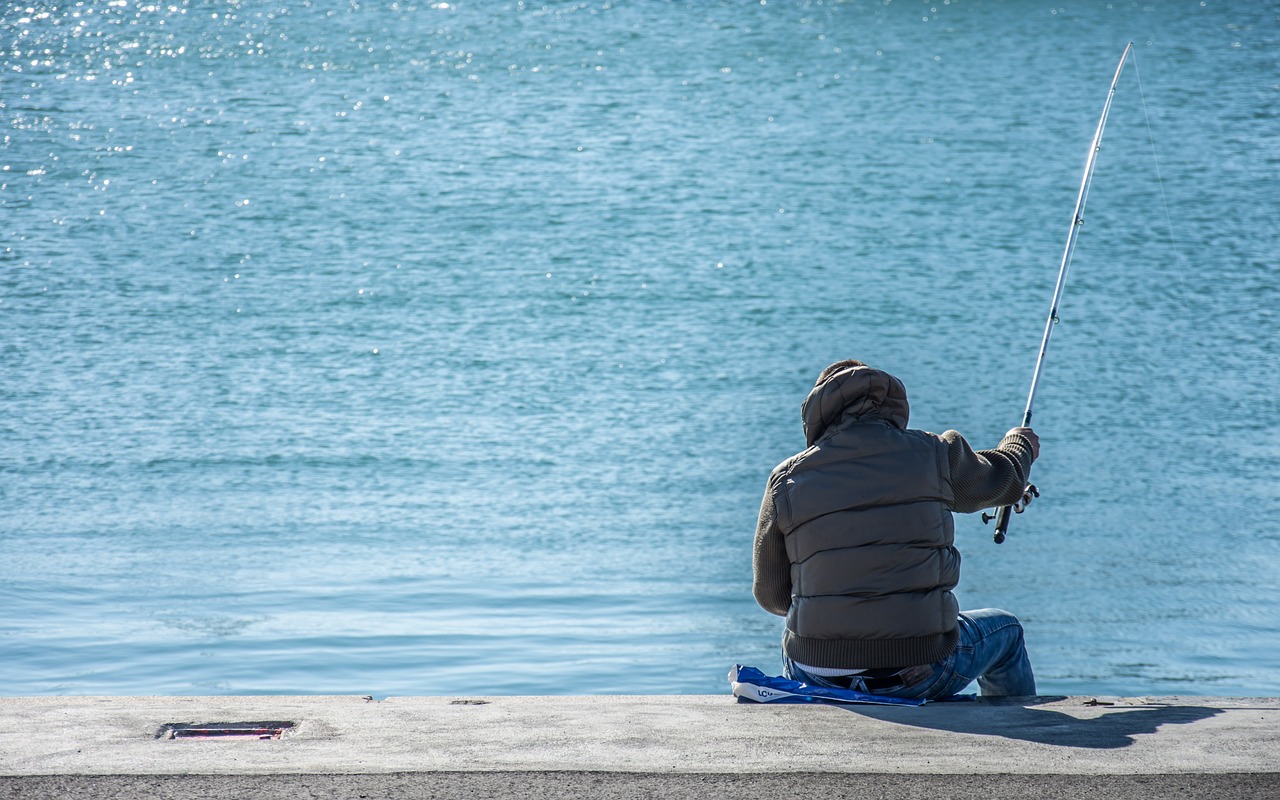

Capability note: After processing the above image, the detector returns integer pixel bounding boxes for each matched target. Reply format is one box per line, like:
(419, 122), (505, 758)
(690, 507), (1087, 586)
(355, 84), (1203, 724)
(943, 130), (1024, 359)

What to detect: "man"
(752, 359), (1040, 700)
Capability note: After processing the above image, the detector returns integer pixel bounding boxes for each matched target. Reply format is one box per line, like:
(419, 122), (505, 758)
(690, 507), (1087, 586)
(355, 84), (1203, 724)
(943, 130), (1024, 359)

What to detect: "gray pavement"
(3, 772), (1278, 800)
(1, 695), (1277, 798)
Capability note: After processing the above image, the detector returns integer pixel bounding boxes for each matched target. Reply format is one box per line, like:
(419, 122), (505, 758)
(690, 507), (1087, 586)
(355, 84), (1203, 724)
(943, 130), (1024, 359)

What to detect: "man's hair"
(816, 359), (867, 386)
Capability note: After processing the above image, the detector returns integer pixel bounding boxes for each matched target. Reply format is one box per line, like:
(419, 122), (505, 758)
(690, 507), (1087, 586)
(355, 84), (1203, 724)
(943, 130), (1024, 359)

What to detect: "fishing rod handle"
(984, 418), (1033, 544)
(989, 504), (1013, 545)
(982, 482), (1038, 544)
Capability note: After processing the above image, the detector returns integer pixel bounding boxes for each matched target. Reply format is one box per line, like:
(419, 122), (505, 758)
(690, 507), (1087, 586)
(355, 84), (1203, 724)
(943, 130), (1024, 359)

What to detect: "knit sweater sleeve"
(941, 430), (1036, 514)
(752, 481), (791, 617)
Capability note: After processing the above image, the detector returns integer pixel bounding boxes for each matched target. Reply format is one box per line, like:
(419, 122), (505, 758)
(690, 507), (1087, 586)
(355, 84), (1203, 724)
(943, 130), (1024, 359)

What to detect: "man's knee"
(961, 608), (1025, 639)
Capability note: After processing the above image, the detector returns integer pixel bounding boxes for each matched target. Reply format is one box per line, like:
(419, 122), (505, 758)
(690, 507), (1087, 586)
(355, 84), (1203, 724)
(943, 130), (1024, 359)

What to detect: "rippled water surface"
(2, 1), (1277, 696)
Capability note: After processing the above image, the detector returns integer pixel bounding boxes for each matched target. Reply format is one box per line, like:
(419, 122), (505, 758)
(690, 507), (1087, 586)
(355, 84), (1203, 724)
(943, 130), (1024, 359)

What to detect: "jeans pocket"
(897, 664), (935, 690)
(910, 653), (970, 701)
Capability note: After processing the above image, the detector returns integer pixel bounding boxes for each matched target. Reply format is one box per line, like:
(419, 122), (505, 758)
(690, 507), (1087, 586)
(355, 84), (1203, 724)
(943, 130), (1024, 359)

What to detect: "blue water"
(2, 1), (1277, 697)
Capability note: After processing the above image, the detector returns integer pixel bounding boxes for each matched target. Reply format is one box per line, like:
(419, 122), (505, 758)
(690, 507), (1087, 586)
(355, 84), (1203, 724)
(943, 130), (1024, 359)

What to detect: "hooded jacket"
(753, 365), (1034, 669)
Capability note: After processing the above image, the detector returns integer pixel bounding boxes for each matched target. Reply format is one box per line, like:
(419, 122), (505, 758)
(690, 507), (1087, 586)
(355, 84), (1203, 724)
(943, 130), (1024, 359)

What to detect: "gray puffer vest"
(775, 366), (960, 669)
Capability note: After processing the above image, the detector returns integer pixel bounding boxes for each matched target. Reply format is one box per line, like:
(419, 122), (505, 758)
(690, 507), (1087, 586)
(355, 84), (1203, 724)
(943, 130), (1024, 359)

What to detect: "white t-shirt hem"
(792, 662), (867, 677)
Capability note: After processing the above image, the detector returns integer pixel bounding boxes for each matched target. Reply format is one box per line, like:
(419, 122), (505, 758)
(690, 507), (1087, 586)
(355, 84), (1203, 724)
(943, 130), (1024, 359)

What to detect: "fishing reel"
(1014, 483), (1039, 514)
(981, 484), (1039, 525)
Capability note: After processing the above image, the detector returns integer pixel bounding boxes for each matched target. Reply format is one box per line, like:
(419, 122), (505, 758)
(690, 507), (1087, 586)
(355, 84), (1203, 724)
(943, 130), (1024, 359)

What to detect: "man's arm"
(752, 483), (791, 616)
(942, 428), (1038, 513)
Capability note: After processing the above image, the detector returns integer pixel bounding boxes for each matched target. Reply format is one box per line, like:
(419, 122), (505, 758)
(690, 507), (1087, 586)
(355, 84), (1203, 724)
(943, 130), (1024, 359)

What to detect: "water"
(2, 0), (1277, 697)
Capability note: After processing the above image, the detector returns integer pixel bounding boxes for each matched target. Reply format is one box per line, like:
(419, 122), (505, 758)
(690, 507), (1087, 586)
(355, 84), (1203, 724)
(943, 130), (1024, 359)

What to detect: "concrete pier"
(2, 694), (1277, 798)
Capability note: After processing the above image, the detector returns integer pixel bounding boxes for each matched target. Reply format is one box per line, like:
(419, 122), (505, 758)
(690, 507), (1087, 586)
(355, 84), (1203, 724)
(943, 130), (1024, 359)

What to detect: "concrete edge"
(1, 695), (1277, 777)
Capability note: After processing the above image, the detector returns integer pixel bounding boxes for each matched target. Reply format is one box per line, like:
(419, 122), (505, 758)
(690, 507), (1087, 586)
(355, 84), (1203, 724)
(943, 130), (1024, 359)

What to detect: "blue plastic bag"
(729, 664), (926, 706)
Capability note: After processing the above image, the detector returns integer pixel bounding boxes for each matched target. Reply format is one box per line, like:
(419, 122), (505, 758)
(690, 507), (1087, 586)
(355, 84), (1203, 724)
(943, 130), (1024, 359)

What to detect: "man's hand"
(1007, 427), (1040, 461)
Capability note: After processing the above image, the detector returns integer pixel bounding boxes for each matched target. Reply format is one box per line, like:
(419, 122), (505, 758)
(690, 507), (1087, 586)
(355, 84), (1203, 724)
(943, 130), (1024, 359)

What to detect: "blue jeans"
(784, 608), (1036, 700)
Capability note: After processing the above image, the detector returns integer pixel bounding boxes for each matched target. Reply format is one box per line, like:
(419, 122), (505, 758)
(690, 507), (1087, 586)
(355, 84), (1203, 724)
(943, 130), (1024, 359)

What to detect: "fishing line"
(1131, 50), (1186, 268)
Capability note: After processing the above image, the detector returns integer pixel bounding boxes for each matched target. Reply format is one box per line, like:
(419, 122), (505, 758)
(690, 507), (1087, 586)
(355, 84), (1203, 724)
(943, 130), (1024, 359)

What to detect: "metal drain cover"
(158, 721), (295, 740)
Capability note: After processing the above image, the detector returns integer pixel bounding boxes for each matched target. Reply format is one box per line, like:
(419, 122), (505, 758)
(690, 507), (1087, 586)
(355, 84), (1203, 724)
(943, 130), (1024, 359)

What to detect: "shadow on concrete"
(847, 698), (1224, 749)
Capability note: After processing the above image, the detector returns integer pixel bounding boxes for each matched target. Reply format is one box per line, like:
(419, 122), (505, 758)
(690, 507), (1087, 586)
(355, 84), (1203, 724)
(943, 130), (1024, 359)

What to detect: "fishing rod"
(984, 42), (1134, 545)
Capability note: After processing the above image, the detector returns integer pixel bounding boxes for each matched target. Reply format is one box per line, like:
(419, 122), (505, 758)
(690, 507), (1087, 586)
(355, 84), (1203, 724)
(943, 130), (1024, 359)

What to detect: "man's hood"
(800, 365), (910, 446)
